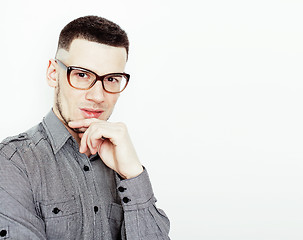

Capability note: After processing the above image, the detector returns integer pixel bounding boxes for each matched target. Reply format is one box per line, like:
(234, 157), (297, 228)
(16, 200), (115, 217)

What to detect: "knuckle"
(115, 122), (128, 138)
(117, 122), (127, 130)
(89, 122), (99, 130)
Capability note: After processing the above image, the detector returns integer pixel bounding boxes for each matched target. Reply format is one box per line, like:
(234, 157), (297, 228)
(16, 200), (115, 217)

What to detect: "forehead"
(57, 39), (127, 74)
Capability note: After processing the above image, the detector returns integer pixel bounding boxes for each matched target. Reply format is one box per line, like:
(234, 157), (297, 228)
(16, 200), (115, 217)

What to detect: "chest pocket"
(39, 196), (81, 240)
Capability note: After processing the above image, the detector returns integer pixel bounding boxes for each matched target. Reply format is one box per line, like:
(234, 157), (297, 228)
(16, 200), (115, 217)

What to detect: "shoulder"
(0, 123), (47, 161)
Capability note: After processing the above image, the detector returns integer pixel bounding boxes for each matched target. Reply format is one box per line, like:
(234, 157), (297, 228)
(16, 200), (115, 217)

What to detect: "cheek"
(60, 85), (83, 110)
(108, 94), (119, 107)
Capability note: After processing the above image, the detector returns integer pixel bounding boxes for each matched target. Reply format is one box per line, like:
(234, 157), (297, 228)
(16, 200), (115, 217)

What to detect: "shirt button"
(52, 207), (60, 214)
(0, 230), (7, 237)
(94, 206), (99, 213)
(118, 186), (126, 192)
(122, 197), (131, 203)
(83, 165), (90, 171)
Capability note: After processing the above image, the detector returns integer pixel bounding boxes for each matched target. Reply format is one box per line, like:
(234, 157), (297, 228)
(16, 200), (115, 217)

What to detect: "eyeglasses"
(55, 59), (130, 94)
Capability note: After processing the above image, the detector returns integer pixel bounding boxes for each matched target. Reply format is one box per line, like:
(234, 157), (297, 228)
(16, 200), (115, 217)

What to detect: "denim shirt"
(0, 110), (170, 240)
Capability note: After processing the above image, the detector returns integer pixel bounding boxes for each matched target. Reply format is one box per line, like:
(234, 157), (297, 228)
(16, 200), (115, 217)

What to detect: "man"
(0, 16), (170, 239)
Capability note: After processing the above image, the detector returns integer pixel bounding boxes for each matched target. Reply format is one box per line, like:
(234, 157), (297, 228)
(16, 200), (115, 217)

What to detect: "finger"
(87, 129), (106, 153)
(68, 118), (105, 128)
(83, 127), (102, 154)
(91, 139), (103, 154)
(76, 121), (110, 154)
(79, 130), (89, 153)
(87, 131), (96, 154)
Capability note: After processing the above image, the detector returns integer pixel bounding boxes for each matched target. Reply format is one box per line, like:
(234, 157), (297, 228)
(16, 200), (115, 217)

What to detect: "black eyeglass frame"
(55, 59), (130, 94)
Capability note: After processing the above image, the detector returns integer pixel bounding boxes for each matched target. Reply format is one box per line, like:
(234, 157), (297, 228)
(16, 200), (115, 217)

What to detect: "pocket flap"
(40, 197), (79, 219)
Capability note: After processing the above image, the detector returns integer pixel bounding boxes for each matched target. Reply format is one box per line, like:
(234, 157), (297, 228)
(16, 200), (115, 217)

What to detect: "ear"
(46, 59), (58, 88)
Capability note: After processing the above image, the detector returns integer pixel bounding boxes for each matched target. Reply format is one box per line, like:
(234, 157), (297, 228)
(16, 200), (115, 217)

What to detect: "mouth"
(80, 108), (104, 119)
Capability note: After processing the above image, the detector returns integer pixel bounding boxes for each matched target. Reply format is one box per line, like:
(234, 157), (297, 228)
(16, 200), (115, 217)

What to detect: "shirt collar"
(42, 109), (73, 154)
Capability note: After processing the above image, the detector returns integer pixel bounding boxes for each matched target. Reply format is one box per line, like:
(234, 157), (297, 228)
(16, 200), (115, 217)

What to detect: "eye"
(78, 72), (88, 78)
(71, 69), (94, 81)
(107, 77), (117, 82)
(106, 76), (122, 83)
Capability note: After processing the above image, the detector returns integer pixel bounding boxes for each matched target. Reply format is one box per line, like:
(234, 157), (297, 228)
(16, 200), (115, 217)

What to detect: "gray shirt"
(0, 110), (170, 240)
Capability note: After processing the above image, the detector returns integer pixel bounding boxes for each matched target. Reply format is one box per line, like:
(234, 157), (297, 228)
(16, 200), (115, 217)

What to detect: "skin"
(46, 39), (143, 179)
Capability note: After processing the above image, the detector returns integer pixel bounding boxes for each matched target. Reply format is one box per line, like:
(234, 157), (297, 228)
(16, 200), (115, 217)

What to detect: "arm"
(69, 119), (170, 239)
(116, 169), (170, 240)
(0, 144), (46, 240)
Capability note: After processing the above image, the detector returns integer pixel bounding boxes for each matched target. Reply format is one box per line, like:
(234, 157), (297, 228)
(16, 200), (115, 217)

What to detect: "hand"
(68, 119), (143, 179)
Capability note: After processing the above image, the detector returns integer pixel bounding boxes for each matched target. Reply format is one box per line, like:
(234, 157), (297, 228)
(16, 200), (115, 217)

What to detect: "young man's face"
(49, 39), (127, 133)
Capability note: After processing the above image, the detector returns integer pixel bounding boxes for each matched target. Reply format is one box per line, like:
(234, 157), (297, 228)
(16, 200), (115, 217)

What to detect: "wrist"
(118, 164), (143, 179)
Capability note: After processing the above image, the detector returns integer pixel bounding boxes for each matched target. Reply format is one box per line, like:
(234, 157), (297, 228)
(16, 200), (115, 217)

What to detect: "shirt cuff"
(115, 168), (155, 211)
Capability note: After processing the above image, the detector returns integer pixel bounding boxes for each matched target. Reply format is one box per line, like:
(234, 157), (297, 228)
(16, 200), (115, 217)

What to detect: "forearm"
(116, 169), (170, 240)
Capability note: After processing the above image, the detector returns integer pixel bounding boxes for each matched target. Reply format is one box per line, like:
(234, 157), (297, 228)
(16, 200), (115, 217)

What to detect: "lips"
(80, 108), (104, 119)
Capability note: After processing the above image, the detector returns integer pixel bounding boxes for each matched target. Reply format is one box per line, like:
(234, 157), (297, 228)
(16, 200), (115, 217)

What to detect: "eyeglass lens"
(69, 68), (127, 92)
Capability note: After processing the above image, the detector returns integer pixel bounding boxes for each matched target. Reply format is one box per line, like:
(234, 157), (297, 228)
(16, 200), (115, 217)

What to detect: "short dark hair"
(56, 15), (129, 55)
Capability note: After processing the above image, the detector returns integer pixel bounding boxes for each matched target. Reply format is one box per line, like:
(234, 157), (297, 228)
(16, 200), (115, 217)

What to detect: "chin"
(72, 127), (87, 134)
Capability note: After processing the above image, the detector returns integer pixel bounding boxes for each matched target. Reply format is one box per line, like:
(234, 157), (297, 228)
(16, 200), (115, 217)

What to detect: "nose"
(86, 81), (105, 103)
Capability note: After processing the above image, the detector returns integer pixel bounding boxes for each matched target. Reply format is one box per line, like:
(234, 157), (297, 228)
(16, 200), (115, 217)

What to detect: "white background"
(1, 0), (303, 239)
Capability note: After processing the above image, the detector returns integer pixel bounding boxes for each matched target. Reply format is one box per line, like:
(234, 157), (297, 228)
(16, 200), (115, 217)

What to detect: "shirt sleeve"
(115, 168), (170, 240)
(0, 144), (46, 240)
